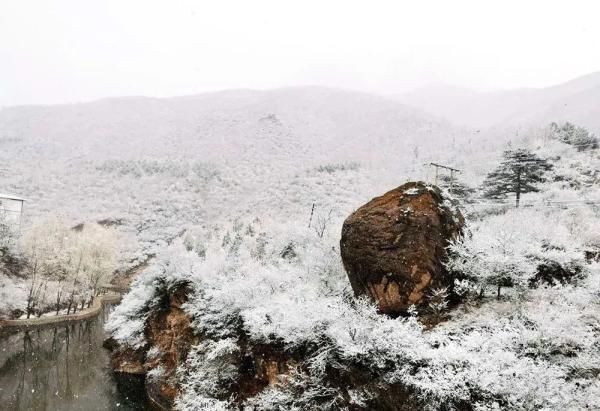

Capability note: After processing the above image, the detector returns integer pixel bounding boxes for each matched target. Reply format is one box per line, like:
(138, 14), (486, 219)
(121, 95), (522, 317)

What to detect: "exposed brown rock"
(109, 345), (146, 374)
(106, 283), (198, 409)
(340, 181), (463, 315)
(236, 340), (300, 400)
(144, 284), (198, 408)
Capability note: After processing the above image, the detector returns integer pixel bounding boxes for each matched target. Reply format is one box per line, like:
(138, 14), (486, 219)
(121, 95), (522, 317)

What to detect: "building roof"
(0, 193), (26, 201)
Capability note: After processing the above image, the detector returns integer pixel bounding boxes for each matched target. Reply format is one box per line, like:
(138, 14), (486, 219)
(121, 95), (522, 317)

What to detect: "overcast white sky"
(1, 0), (600, 106)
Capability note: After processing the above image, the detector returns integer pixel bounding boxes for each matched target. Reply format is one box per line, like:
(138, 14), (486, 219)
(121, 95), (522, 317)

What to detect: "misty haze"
(1, 2), (600, 411)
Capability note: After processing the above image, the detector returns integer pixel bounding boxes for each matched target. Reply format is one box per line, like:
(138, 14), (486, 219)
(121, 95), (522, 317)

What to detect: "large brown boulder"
(340, 181), (463, 315)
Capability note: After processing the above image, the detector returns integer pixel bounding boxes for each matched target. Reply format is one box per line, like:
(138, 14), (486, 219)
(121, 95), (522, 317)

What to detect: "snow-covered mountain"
(0, 86), (468, 260)
(0, 86), (461, 164)
(397, 72), (600, 132)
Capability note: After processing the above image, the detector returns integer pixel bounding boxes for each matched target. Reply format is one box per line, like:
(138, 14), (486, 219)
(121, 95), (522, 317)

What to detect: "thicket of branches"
(20, 219), (117, 318)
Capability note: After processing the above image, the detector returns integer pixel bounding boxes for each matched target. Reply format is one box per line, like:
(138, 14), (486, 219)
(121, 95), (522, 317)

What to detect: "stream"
(0, 305), (148, 411)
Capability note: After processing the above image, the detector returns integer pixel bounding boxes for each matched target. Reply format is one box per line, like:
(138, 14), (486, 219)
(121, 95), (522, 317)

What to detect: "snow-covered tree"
(63, 223), (118, 313)
(549, 122), (599, 151)
(482, 148), (553, 207)
(438, 174), (476, 203)
(21, 219), (71, 318)
(79, 223), (117, 301)
(20, 219), (118, 317)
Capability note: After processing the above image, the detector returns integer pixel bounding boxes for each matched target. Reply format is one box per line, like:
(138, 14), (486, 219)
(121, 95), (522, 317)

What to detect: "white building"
(0, 193), (25, 225)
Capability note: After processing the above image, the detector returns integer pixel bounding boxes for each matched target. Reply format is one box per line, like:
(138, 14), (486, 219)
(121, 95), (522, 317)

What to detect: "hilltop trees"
(482, 149), (552, 207)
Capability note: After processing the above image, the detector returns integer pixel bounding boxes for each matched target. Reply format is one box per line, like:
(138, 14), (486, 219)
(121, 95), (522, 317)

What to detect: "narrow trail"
(0, 292), (121, 331)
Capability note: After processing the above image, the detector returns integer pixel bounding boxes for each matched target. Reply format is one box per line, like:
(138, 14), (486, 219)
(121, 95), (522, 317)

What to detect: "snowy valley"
(1, 76), (600, 410)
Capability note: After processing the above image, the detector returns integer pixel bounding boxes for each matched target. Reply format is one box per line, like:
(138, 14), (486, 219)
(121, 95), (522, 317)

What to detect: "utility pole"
(429, 163), (461, 187)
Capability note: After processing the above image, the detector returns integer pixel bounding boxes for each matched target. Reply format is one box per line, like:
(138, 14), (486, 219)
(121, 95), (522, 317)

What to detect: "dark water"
(0, 307), (147, 411)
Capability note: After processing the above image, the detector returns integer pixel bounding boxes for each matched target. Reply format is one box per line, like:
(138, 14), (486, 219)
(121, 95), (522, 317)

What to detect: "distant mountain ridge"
(397, 71), (600, 132)
(0, 86), (458, 165)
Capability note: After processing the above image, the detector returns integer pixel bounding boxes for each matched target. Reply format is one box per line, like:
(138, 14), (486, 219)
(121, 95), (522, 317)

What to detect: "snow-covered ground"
(2, 86), (600, 409)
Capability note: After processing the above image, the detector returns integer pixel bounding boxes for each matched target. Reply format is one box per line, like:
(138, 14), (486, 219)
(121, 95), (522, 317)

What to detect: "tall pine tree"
(482, 149), (553, 207)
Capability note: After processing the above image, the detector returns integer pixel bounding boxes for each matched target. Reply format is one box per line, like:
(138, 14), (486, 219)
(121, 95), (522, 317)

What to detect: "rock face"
(106, 283), (198, 409)
(107, 281), (465, 409)
(340, 181), (463, 315)
(106, 285), (302, 409)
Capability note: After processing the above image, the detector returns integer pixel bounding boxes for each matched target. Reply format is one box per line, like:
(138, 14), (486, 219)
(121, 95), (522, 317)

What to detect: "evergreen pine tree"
(482, 149), (553, 207)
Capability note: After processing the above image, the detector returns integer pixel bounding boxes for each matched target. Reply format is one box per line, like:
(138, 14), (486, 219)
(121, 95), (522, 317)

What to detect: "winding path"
(0, 293), (121, 330)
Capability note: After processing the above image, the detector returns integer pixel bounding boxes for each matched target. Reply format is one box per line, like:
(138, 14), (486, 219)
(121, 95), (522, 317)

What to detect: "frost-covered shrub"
(529, 260), (584, 287)
(176, 338), (240, 408)
(106, 251), (196, 347)
(549, 122), (599, 151)
(0, 274), (28, 317)
(181, 219), (349, 345)
(447, 207), (587, 297)
(437, 174), (476, 203)
(426, 287), (450, 321)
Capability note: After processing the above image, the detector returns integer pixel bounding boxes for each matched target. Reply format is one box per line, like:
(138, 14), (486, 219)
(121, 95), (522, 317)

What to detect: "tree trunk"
(67, 290), (76, 314)
(497, 285), (502, 299)
(26, 283), (35, 319)
(56, 292), (61, 315)
(26, 298), (33, 319)
(515, 168), (521, 208)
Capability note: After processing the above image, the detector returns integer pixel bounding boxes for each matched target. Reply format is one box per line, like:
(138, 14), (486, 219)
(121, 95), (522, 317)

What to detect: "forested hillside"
(1, 85), (599, 410)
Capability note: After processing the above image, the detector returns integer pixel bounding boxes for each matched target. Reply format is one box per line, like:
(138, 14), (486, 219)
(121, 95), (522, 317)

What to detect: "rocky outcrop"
(106, 285), (313, 409)
(106, 283), (198, 409)
(145, 284), (197, 408)
(107, 283), (472, 410)
(340, 182), (463, 315)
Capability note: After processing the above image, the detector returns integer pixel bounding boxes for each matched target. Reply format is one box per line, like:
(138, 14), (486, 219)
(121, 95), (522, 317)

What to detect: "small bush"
(529, 261), (584, 287)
